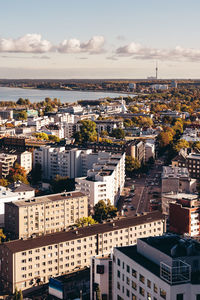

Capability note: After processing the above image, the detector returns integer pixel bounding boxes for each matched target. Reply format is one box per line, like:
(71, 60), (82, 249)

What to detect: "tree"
(51, 175), (75, 193)
(157, 131), (174, 148)
(0, 178), (9, 187)
(13, 288), (23, 300)
(16, 98), (26, 105)
(110, 128), (125, 139)
(33, 132), (49, 140)
(45, 104), (53, 113)
(173, 139), (189, 152)
(7, 163), (28, 184)
(16, 110), (27, 120)
(74, 120), (97, 143)
(29, 163), (42, 184)
(76, 216), (97, 227)
(48, 135), (60, 142)
(125, 156), (140, 174)
(93, 200), (117, 222)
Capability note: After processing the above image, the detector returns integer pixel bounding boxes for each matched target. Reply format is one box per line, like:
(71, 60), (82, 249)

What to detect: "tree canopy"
(93, 200), (117, 222)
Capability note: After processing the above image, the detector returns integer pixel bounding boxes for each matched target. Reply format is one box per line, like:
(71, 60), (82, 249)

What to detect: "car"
(130, 206), (135, 210)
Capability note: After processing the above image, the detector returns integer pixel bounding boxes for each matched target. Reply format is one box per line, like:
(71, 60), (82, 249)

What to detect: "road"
(120, 157), (164, 216)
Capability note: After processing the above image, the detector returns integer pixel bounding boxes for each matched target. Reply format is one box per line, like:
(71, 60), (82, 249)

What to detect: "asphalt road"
(120, 158), (164, 216)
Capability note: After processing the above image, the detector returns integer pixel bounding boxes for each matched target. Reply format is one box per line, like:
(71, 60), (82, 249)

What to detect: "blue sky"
(0, 0), (200, 78)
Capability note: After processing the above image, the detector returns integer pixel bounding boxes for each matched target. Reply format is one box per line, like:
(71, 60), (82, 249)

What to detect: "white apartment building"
(113, 235), (200, 300)
(17, 151), (32, 173)
(76, 153), (125, 206)
(0, 153), (17, 178)
(27, 116), (53, 131)
(53, 113), (75, 124)
(5, 191), (88, 239)
(0, 211), (165, 293)
(34, 146), (92, 180)
(145, 140), (155, 162)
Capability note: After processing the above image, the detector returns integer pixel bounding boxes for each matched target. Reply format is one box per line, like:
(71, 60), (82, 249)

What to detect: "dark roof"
(8, 182), (35, 193)
(172, 153), (186, 163)
(2, 211), (164, 253)
(117, 245), (160, 278)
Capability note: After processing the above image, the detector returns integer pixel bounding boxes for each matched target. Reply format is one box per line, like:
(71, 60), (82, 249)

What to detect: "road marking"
(136, 186), (145, 213)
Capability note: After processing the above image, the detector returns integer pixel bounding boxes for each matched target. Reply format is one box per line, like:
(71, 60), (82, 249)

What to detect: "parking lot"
(118, 158), (164, 216)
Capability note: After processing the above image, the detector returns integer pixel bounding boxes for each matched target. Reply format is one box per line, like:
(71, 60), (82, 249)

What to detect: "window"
(160, 288), (166, 299)
(139, 286), (145, 296)
(132, 268), (137, 278)
(147, 279), (151, 288)
(126, 277), (130, 285)
(147, 292), (152, 300)
(126, 289), (130, 297)
(132, 281), (137, 290)
(117, 282), (120, 290)
(176, 294), (184, 300)
(153, 284), (158, 293)
(117, 270), (120, 278)
(139, 274), (145, 284)
(117, 258), (121, 266)
(196, 295), (200, 300)
(127, 265), (130, 273)
(132, 294), (136, 300)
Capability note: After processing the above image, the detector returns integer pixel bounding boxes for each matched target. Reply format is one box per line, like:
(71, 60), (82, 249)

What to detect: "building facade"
(5, 191), (88, 239)
(0, 212), (165, 293)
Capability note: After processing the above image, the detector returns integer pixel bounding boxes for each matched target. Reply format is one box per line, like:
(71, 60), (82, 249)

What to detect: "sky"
(1, 0), (200, 79)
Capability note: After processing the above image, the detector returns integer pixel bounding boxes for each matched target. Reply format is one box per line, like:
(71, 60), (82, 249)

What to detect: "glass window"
(139, 286), (145, 296)
(177, 294), (184, 300)
(132, 281), (137, 290)
(147, 279), (151, 288)
(153, 284), (158, 293)
(126, 277), (130, 285)
(139, 274), (145, 284)
(127, 265), (130, 273)
(126, 289), (130, 297)
(147, 292), (152, 300)
(132, 268), (137, 278)
(160, 289), (166, 299)
(117, 258), (120, 266)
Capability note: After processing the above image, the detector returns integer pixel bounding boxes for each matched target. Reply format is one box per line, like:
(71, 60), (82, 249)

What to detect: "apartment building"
(16, 151), (32, 173)
(0, 211), (165, 293)
(126, 140), (145, 163)
(113, 235), (200, 300)
(169, 196), (200, 237)
(95, 120), (124, 134)
(161, 166), (196, 194)
(5, 191), (88, 239)
(172, 152), (200, 179)
(162, 192), (198, 215)
(76, 153), (125, 206)
(0, 153), (17, 178)
(33, 146), (91, 180)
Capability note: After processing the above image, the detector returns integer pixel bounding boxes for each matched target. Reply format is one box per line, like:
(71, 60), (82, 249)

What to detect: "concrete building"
(145, 140), (155, 162)
(5, 191), (88, 239)
(0, 153), (17, 178)
(162, 192), (198, 215)
(126, 140), (145, 163)
(172, 153), (200, 179)
(7, 181), (35, 200)
(0, 211), (165, 293)
(90, 254), (112, 300)
(113, 235), (200, 300)
(17, 151), (32, 173)
(76, 153), (125, 206)
(0, 109), (13, 120)
(161, 166), (196, 194)
(34, 146), (92, 180)
(95, 120), (124, 134)
(169, 196), (200, 237)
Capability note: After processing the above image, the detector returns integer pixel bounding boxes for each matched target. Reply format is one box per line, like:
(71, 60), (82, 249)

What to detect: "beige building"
(17, 151), (32, 173)
(0, 211), (165, 293)
(5, 192), (88, 239)
(0, 153), (17, 178)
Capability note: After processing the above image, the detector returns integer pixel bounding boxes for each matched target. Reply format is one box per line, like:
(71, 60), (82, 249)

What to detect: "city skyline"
(1, 0), (200, 78)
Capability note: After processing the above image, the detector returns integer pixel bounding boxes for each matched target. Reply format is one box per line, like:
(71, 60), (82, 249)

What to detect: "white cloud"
(0, 34), (105, 55)
(58, 35), (105, 54)
(116, 42), (200, 61)
(0, 34), (52, 53)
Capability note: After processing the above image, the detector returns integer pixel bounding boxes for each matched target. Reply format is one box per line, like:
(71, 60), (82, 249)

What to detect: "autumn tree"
(173, 139), (189, 152)
(110, 128), (125, 139)
(74, 120), (97, 143)
(125, 156), (141, 175)
(76, 216), (97, 227)
(7, 163), (28, 184)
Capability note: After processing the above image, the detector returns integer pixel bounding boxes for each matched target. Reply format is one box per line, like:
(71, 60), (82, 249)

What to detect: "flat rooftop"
(1, 211), (164, 253)
(10, 191), (86, 207)
(162, 192), (198, 200)
(162, 166), (189, 178)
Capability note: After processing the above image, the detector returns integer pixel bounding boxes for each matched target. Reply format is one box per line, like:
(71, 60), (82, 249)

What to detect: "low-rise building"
(162, 192), (198, 215)
(0, 153), (17, 178)
(0, 211), (165, 293)
(7, 181), (35, 200)
(113, 235), (200, 300)
(5, 191), (88, 239)
(161, 166), (196, 194)
(169, 196), (200, 237)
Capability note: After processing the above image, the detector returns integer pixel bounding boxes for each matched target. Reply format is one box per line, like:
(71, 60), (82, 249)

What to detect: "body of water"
(0, 87), (130, 103)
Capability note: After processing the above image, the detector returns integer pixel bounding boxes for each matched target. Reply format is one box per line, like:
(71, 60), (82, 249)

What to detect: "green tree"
(29, 163), (42, 184)
(33, 132), (49, 140)
(0, 178), (9, 187)
(12, 288), (23, 300)
(16, 98), (26, 105)
(76, 216), (97, 227)
(48, 135), (60, 142)
(93, 200), (117, 222)
(74, 120), (97, 143)
(111, 128), (125, 139)
(125, 156), (140, 174)
(45, 104), (53, 112)
(51, 175), (75, 193)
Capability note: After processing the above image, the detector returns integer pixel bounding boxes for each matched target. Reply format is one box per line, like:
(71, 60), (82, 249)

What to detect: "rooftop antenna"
(156, 61), (158, 80)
